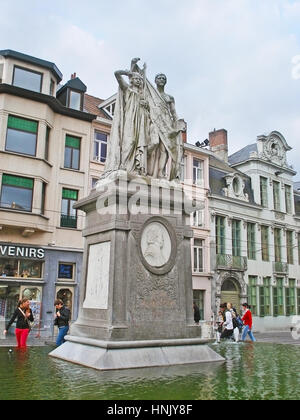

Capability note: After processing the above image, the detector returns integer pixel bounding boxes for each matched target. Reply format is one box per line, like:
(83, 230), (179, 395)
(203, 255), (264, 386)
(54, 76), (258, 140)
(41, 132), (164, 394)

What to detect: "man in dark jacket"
(54, 299), (70, 346)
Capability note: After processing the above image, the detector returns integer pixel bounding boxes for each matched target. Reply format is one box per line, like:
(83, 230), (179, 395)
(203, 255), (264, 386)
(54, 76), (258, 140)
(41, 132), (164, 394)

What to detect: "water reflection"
(0, 343), (300, 400)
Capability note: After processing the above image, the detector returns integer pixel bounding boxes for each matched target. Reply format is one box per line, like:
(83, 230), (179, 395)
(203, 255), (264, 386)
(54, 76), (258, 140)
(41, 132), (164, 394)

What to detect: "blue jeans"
(241, 325), (256, 342)
(56, 326), (69, 346)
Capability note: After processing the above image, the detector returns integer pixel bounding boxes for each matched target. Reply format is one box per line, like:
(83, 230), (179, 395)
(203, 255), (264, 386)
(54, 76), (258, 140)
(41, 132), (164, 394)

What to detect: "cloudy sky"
(1, 0), (300, 176)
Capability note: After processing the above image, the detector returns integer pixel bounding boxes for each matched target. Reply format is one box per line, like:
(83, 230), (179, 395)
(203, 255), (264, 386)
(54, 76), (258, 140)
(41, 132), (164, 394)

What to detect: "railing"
(216, 254), (248, 271)
(60, 214), (77, 229)
(273, 261), (288, 274)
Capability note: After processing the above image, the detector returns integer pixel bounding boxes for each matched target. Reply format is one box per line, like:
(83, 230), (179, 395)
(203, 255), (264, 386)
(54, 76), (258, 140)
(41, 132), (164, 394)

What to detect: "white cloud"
(0, 0), (299, 174)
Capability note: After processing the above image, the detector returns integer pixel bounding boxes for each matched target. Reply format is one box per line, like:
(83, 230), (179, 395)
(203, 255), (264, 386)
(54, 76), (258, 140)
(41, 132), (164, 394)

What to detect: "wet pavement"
(1, 330), (299, 347)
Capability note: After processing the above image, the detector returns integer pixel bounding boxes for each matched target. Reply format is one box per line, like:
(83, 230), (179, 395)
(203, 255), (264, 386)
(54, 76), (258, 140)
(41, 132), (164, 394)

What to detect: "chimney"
(209, 128), (228, 162)
(71, 72), (77, 80)
(181, 119), (187, 143)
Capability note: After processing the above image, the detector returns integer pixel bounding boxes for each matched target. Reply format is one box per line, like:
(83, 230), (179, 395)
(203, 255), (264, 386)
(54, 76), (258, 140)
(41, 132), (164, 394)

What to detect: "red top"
(242, 309), (252, 329)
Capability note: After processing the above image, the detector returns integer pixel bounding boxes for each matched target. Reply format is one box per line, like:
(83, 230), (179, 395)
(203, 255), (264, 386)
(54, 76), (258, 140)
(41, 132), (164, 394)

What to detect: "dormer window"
(12, 65), (42, 93)
(68, 90), (82, 110)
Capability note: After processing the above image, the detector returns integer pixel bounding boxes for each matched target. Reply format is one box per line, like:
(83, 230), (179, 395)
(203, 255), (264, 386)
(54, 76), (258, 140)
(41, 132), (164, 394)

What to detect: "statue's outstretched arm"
(114, 70), (130, 91)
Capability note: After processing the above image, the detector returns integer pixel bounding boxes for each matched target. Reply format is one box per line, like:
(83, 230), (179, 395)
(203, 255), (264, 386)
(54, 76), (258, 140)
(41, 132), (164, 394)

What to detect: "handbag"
(18, 307), (34, 330)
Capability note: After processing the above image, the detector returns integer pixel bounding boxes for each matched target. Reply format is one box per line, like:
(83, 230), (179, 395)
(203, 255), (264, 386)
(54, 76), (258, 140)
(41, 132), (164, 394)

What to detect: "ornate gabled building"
(209, 128), (300, 331)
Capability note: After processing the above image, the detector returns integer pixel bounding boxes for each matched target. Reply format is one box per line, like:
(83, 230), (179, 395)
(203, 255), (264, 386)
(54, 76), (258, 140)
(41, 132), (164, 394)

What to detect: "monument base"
(49, 335), (224, 371)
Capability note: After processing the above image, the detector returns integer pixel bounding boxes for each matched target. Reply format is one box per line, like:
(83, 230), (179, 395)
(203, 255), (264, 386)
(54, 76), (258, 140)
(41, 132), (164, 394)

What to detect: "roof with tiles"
(84, 93), (110, 119)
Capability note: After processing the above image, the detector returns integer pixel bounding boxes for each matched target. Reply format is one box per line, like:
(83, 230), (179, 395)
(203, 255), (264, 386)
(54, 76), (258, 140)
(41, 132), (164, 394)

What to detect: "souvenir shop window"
(0, 258), (43, 278)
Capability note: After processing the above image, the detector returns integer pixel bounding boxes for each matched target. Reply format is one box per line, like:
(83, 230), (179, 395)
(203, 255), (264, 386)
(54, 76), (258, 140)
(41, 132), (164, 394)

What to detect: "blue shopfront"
(0, 242), (83, 337)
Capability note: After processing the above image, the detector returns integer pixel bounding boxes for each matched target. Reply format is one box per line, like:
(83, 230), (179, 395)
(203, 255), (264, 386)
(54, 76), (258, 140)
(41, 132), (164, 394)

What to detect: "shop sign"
(0, 244), (44, 259)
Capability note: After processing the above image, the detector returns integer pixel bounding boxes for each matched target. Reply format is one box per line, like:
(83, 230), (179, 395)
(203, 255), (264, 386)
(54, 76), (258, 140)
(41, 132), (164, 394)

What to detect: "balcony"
(216, 254), (247, 271)
(273, 261), (288, 274)
(60, 214), (77, 229)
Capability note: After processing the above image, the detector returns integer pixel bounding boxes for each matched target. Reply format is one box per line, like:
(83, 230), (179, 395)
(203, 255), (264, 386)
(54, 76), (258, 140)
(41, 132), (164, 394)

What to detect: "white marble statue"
(104, 58), (185, 181)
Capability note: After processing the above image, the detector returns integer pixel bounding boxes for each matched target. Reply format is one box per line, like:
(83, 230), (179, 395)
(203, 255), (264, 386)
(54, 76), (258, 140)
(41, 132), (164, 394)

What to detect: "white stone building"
(209, 128), (300, 331)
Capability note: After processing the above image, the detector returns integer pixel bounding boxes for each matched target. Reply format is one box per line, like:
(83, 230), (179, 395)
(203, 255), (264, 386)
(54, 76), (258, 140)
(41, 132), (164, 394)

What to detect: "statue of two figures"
(104, 58), (186, 181)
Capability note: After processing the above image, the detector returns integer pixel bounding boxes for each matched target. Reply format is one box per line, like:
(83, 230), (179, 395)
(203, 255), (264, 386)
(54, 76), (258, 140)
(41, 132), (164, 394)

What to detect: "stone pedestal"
(50, 173), (224, 369)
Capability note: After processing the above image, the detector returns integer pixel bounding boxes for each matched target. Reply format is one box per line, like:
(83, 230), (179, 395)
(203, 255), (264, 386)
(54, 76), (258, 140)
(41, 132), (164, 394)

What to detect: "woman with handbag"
(3, 298), (34, 349)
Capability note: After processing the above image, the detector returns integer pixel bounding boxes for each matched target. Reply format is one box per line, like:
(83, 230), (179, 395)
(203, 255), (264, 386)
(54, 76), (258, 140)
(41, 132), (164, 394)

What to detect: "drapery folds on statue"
(104, 58), (185, 181)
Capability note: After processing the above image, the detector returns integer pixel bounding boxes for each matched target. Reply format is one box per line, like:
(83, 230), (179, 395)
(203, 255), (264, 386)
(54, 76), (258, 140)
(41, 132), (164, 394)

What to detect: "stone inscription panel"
(83, 241), (111, 310)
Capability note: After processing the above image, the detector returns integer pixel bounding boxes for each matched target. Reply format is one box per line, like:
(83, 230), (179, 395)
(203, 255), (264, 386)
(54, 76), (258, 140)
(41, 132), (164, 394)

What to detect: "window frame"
(93, 131), (108, 163)
(67, 89), (83, 111)
(0, 174), (34, 212)
(193, 239), (204, 273)
(12, 65), (43, 93)
(260, 176), (268, 208)
(60, 188), (78, 229)
(64, 135), (81, 170)
(216, 216), (225, 255)
(192, 158), (203, 186)
(57, 262), (75, 282)
(247, 222), (256, 260)
(5, 115), (38, 157)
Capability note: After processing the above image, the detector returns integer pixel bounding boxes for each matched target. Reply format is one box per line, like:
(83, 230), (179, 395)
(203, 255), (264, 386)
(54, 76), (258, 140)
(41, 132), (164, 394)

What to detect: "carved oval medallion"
(139, 217), (177, 275)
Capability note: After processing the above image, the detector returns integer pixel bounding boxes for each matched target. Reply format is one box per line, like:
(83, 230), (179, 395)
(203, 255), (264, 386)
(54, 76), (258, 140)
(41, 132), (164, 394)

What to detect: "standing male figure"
(54, 299), (70, 347)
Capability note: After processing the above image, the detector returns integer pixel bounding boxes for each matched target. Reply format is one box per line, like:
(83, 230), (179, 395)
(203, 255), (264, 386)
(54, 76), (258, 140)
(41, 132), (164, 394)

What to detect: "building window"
(247, 223), (256, 260)
(41, 182), (46, 215)
(93, 132), (108, 163)
(286, 230), (294, 265)
(286, 279), (296, 316)
(193, 290), (204, 321)
(50, 79), (55, 96)
(285, 185), (292, 214)
(64, 135), (80, 170)
(260, 177), (268, 208)
(68, 90), (82, 110)
(193, 239), (204, 273)
(91, 178), (99, 189)
(45, 126), (50, 161)
(261, 225), (269, 262)
(61, 188), (78, 228)
(259, 277), (271, 317)
(232, 220), (241, 257)
(248, 276), (258, 316)
(274, 228), (282, 262)
(180, 155), (186, 182)
(192, 159), (203, 186)
(273, 181), (281, 211)
(0, 174), (33, 212)
(273, 278), (284, 316)
(58, 263), (75, 281)
(0, 258), (42, 278)
(216, 216), (225, 255)
(192, 210), (203, 227)
(6, 115), (38, 156)
(297, 288), (300, 315)
(12, 65), (42, 93)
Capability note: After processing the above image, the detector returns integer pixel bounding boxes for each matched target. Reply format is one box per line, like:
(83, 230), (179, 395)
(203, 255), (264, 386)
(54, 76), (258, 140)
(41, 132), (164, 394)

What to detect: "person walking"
(193, 302), (200, 325)
(54, 299), (70, 346)
(220, 302), (234, 340)
(241, 303), (256, 342)
(215, 304), (226, 343)
(227, 302), (240, 342)
(3, 298), (34, 349)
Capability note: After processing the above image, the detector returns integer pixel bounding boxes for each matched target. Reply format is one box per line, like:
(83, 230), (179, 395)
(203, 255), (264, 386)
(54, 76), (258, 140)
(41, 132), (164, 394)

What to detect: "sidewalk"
(0, 334), (53, 347)
(254, 331), (300, 346)
(1, 331), (300, 347)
